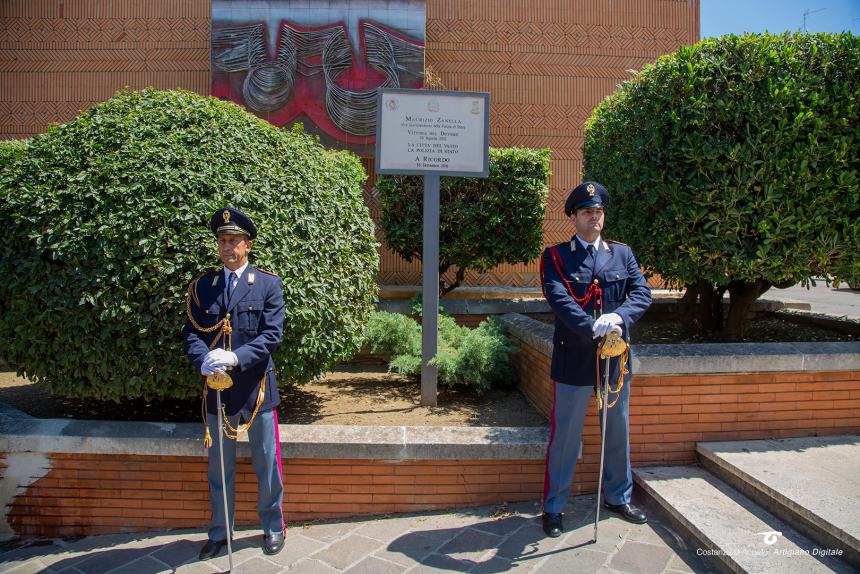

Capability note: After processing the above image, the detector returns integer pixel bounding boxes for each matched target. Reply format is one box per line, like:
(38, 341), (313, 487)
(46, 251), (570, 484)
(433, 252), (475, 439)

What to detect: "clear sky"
(701, 0), (860, 38)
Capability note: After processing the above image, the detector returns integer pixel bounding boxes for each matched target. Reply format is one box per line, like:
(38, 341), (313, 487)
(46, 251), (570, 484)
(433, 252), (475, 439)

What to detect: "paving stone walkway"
(0, 494), (715, 574)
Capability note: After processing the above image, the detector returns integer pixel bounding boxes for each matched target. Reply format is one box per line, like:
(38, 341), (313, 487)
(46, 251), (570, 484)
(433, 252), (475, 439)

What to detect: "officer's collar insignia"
(570, 239), (576, 252)
(211, 274), (219, 286)
(247, 272), (255, 285)
(587, 183), (596, 197)
(223, 210), (231, 223)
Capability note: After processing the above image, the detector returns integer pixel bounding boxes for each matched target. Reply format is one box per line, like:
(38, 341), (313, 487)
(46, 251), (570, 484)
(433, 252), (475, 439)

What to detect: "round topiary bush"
(0, 138), (29, 171)
(0, 88), (378, 401)
(583, 32), (859, 337)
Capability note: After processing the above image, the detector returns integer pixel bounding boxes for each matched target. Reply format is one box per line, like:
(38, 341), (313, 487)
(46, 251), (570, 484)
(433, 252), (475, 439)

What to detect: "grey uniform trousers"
(206, 408), (284, 541)
(542, 375), (632, 514)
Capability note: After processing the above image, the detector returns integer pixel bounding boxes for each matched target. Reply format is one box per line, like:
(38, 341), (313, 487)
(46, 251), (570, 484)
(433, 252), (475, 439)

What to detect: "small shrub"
(366, 310), (421, 358)
(365, 311), (517, 394)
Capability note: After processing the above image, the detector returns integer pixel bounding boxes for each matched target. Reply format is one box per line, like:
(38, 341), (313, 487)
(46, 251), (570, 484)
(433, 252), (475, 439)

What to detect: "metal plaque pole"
(421, 173), (440, 406)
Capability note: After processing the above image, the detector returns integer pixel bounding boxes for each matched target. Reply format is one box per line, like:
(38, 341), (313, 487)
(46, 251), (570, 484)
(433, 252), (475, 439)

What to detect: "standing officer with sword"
(539, 181), (652, 539)
(184, 207), (286, 566)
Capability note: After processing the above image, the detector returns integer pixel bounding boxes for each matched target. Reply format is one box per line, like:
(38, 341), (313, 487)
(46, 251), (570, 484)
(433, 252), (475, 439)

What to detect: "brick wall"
(0, 0), (699, 288)
(511, 341), (860, 497)
(1, 454), (543, 539)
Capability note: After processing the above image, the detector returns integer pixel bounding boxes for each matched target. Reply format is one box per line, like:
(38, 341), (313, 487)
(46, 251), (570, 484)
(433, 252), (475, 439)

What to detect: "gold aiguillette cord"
(186, 280), (266, 447)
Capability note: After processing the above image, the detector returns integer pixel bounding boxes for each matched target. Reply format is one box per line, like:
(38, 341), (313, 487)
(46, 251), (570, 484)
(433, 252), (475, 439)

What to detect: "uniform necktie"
(587, 244), (598, 277)
(227, 272), (237, 301)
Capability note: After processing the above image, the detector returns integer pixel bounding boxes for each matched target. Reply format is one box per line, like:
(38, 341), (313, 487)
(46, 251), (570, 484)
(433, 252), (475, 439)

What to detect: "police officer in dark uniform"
(539, 181), (652, 537)
(184, 207), (286, 559)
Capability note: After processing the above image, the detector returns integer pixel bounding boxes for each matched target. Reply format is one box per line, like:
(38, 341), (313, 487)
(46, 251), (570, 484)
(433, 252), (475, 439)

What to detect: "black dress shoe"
(542, 512), (564, 538)
(198, 538), (227, 560)
(604, 502), (647, 524)
(263, 529), (285, 555)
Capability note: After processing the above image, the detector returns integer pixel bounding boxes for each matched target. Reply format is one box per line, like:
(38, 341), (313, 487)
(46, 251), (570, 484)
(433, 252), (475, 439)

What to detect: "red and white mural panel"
(211, 0), (426, 155)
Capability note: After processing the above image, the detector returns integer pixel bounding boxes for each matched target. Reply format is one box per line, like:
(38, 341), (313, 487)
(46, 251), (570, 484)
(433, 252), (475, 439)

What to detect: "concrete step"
(634, 465), (854, 574)
(697, 436), (860, 569)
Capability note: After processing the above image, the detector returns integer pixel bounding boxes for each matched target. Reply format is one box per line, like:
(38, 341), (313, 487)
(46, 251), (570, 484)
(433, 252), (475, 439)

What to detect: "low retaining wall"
(0, 417), (547, 539)
(500, 313), (860, 497)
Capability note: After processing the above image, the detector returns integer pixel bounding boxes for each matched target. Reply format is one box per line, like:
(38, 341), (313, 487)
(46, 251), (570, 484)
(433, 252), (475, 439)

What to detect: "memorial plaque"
(376, 89), (490, 177)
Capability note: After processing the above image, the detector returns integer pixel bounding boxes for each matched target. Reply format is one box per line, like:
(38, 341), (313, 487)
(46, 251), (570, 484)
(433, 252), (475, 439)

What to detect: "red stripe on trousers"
(542, 380), (558, 508)
(273, 410), (285, 532)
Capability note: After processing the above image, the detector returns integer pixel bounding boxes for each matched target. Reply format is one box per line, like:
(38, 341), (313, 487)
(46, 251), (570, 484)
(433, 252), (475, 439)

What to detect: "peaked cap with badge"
(564, 180), (610, 216)
(209, 206), (257, 239)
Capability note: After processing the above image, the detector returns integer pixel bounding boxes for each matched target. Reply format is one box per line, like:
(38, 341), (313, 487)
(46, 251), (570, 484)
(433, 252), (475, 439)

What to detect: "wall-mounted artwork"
(211, 0), (425, 155)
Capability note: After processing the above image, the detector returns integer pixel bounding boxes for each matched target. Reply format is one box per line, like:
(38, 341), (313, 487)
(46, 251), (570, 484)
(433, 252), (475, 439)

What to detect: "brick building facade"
(0, 0), (700, 286)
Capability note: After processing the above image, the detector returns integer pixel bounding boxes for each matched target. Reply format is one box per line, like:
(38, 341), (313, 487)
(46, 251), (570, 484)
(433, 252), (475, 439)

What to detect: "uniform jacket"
(541, 237), (652, 386)
(184, 265), (284, 415)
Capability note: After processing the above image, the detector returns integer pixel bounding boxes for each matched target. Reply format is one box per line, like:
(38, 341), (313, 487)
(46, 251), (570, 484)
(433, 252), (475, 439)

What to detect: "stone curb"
(0, 413), (549, 460)
(376, 293), (802, 317)
(498, 313), (860, 374)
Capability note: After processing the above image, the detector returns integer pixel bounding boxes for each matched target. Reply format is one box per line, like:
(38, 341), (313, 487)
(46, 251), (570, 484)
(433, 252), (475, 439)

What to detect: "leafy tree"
(376, 147), (551, 295)
(0, 88), (378, 401)
(584, 33), (859, 337)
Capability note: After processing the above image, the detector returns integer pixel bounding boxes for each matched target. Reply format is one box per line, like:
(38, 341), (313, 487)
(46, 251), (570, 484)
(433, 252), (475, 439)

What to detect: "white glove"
(592, 313), (623, 339)
(200, 361), (221, 376)
(203, 348), (239, 372)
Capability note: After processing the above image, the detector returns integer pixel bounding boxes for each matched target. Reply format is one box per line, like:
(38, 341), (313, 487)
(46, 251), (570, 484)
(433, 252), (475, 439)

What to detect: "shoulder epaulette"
(257, 268), (279, 277)
(189, 269), (218, 284)
(606, 239), (628, 246)
(187, 269), (219, 308)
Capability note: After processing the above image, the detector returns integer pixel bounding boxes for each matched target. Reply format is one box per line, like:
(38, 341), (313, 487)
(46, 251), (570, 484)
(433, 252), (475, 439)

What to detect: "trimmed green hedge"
(584, 32), (859, 336)
(376, 147), (551, 294)
(0, 139), (29, 171)
(0, 88), (378, 401)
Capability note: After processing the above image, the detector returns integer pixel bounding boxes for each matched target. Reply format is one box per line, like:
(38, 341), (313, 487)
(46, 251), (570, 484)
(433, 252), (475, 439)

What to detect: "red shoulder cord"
(545, 246), (602, 316)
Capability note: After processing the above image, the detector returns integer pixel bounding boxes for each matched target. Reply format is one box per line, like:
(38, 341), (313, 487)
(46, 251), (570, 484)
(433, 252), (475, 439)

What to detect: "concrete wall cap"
(0, 415), (549, 460)
(498, 313), (860, 374)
